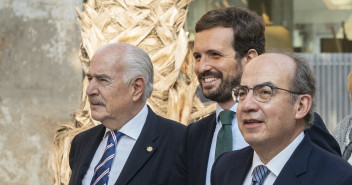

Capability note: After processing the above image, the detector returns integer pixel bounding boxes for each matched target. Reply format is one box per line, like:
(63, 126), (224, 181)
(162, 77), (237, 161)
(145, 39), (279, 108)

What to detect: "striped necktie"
(251, 165), (270, 185)
(91, 131), (123, 185)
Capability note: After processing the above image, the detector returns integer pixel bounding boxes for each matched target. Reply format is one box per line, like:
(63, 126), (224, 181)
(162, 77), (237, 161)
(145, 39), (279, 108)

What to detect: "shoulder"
(73, 124), (104, 142)
(310, 142), (351, 168)
(187, 112), (216, 131)
(152, 111), (185, 130)
(215, 147), (253, 166)
(311, 144), (352, 183)
(148, 109), (186, 137)
(181, 112), (216, 141)
(302, 138), (352, 178)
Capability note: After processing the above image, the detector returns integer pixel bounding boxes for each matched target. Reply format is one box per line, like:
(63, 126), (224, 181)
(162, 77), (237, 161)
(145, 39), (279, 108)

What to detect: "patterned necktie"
(215, 110), (235, 159)
(251, 165), (270, 185)
(91, 131), (123, 185)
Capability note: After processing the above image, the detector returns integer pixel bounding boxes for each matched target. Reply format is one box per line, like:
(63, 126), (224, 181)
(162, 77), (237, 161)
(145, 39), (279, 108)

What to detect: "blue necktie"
(251, 165), (270, 185)
(91, 131), (123, 185)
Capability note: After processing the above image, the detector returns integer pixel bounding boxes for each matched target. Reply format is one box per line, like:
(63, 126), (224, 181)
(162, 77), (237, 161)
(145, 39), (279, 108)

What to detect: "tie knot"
(252, 165), (270, 185)
(108, 131), (123, 145)
(219, 110), (235, 125)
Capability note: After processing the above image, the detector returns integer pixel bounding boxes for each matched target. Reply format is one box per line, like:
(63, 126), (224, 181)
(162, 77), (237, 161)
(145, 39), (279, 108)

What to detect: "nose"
(239, 90), (259, 113)
(194, 56), (212, 74)
(86, 78), (99, 96)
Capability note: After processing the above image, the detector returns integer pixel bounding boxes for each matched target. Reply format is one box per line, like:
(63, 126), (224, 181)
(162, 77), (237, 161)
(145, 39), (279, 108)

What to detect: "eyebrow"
(86, 73), (111, 80)
(242, 81), (275, 87)
(256, 81), (275, 86)
(193, 51), (200, 57)
(193, 49), (222, 56)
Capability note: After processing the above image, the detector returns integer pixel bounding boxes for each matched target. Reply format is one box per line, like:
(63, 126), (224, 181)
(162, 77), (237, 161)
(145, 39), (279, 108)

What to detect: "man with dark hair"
(212, 51), (352, 185)
(68, 43), (185, 185)
(169, 7), (341, 185)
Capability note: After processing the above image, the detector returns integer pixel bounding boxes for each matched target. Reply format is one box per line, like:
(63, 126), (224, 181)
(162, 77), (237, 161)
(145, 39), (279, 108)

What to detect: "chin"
(243, 134), (262, 145)
(90, 113), (103, 122)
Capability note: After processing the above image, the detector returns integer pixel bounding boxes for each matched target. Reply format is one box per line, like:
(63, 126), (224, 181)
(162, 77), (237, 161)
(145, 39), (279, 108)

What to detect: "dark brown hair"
(195, 7), (265, 60)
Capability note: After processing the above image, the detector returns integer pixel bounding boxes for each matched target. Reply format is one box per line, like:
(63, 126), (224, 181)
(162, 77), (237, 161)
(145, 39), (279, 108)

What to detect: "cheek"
(194, 64), (200, 74)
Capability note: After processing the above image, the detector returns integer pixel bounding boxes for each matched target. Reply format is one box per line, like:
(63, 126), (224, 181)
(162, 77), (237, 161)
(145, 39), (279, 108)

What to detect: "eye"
(87, 76), (92, 81)
(238, 89), (247, 97)
(210, 52), (221, 58)
(193, 54), (201, 61)
(256, 86), (272, 98)
(99, 78), (110, 84)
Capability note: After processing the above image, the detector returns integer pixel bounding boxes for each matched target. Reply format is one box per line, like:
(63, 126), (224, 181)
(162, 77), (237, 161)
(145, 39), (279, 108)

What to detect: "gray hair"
(98, 43), (154, 101)
(122, 43), (154, 101)
(267, 49), (316, 128)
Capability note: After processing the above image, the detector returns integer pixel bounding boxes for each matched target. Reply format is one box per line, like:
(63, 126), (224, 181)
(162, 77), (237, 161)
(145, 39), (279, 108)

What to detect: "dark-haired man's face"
(193, 27), (243, 103)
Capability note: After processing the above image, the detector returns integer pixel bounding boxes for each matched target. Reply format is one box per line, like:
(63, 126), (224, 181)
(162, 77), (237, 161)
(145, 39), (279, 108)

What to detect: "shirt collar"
(251, 132), (305, 176)
(104, 104), (149, 140)
(216, 103), (238, 123)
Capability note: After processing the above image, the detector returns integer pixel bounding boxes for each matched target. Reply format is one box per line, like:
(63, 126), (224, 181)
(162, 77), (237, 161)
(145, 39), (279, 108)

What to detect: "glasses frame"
(232, 84), (302, 103)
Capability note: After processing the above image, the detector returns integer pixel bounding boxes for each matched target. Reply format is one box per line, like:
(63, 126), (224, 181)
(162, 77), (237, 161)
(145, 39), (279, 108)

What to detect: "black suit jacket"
(169, 112), (341, 185)
(211, 135), (352, 185)
(69, 106), (185, 185)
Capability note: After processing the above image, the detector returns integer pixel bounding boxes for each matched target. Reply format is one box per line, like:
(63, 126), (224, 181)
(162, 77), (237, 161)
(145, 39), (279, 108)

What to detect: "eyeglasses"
(232, 84), (301, 103)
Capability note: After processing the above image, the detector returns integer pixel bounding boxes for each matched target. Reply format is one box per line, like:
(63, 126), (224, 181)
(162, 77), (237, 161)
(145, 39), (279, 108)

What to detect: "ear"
(241, 49), (259, 66)
(130, 76), (145, 102)
(294, 94), (312, 120)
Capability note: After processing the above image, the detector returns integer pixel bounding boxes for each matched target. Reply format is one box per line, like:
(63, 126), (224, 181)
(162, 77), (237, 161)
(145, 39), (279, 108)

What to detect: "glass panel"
(186, 0), (352, 53)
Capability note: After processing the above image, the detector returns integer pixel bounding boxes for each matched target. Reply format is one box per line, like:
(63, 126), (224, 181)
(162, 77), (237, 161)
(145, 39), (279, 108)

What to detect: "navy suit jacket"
(169, 112), (341, 185)
(211, 135), (352, 185)
(68, 106), (185, 185)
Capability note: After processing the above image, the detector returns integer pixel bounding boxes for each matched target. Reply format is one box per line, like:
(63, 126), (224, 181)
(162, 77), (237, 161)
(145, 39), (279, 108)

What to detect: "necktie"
(215, 110), (235, 159)
(91, 131), (123, 185)
(251, 165), (270, 185)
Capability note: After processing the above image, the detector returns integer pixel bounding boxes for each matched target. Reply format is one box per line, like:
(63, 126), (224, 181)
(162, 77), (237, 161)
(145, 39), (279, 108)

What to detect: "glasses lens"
(232, 86), (248, 102)
(254, 85), (273, 102)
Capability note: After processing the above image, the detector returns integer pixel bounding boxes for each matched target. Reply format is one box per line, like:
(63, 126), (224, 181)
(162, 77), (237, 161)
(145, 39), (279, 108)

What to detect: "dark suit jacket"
(68, 106), (185, 185)
(169, 112), (341, 185)
(211, 135), (352, 185)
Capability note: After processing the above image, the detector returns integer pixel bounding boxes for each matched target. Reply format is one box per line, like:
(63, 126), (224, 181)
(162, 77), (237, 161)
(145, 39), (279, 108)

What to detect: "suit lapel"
(274, 136), (312, 185)
(197, 113), (217, 184)
(238, 148), (254, 184)
(115, 108), (159, 185)
(78, 125), (106, 183)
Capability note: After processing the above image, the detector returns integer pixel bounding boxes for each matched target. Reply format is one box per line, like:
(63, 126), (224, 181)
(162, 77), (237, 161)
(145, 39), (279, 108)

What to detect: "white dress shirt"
(242, 132), (305, 185)
(205, 103), (249, 185)
(82, 105), (148, 185)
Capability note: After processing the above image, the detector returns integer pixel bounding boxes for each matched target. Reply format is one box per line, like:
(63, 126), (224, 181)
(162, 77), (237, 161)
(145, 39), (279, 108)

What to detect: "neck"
(217, 99), (236, 110)
(103, 102), (146, 131)
(253, 129), (304, 164)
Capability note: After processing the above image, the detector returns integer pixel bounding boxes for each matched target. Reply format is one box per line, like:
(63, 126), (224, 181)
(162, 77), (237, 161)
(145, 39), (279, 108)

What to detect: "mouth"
(242, 118), (264, 128)
(204, 77), (219, 83)
(198, 70), (222, 85)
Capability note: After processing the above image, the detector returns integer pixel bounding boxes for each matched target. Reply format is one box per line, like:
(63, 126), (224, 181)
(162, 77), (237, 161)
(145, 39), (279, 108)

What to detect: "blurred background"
(0, 0), (351, 184)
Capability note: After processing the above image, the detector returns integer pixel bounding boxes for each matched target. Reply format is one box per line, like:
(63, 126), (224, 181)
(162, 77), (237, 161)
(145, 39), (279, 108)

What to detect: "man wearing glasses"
(170, 7), (341, 185)
(211, 51), (352, 185)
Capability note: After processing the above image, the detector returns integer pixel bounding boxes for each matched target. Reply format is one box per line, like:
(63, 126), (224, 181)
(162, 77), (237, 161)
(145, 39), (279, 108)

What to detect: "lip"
(90, 103), (104, 109)
(242, 118), (264, 129)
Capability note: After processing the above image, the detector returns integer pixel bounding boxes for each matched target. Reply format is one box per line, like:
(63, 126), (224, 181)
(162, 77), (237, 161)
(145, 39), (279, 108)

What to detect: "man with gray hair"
(211, 51), (352, 185)
(68, 43), (185, 185)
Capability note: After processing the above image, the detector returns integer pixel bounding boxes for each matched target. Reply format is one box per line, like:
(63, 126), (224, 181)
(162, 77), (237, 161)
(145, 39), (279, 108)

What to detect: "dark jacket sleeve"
(305, 112), (342, 156)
